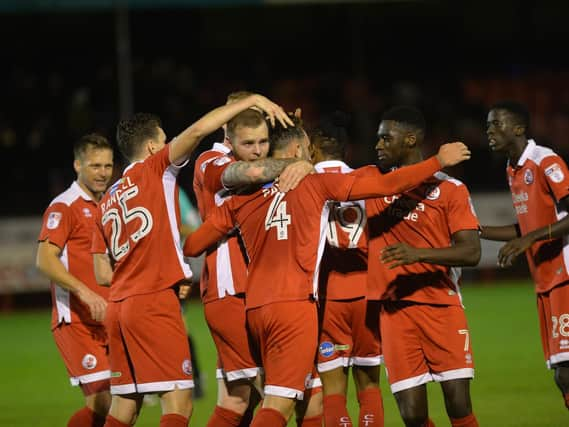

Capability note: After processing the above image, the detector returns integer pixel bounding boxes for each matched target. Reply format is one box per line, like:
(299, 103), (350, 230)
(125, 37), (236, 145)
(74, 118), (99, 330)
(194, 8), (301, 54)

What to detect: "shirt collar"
(511, 139), (536, 168)
(71, 181), (94, 201)
(212, 142), (232, 155)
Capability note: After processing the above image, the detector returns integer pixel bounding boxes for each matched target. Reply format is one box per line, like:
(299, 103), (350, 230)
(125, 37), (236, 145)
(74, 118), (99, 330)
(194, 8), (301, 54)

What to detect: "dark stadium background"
(1, 1), (569, 426)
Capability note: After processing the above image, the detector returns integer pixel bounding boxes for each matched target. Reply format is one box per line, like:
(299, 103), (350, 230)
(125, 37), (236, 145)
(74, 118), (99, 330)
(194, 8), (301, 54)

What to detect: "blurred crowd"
(3, 56), (569, 215)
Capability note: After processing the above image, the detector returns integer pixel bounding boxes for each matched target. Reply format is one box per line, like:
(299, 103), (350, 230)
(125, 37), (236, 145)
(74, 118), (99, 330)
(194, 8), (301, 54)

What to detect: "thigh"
(317, 299), (354, 372)
(351, 299), (382, 367)
(121, 289), (193, 394)
(204, 296), (260, 381)
(251, 301), (318, 400)
(419, 305), (475, 383)
(53, 321), (111, 394)
(380, 303), (431, 394)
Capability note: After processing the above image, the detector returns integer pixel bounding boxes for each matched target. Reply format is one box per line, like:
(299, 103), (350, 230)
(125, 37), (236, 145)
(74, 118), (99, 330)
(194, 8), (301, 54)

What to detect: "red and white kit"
(92, 145), (193, 395)
(367, 172), (479, 393)
(38, 181), (111, 394)
(507, 139), (569, 367)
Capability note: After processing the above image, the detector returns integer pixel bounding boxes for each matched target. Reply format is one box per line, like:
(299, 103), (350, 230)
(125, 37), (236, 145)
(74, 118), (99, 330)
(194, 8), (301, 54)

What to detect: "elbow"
(464, 245), (481, 267)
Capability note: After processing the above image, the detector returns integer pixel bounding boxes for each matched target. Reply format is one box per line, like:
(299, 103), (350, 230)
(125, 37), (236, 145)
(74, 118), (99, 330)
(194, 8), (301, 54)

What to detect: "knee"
(398, 401), (428, 427)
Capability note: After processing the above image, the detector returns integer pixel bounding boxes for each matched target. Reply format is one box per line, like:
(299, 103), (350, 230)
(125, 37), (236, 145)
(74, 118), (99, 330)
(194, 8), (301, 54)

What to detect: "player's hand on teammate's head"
(277, 160), (315, 192)
(436, 142), (471, 168)
(250, 95), (294, 128)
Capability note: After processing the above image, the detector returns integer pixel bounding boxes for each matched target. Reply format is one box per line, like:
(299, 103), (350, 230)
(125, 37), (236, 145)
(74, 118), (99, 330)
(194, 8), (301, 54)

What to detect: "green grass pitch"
(0, 281), (568, 426)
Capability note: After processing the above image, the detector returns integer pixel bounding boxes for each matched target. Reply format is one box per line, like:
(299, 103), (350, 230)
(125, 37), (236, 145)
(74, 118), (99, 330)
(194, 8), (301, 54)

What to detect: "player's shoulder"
(429, 172), (470, 201)
(432, 172), (466, 188)
(49, 182), (90, 208)
(526, 140), (560, 167)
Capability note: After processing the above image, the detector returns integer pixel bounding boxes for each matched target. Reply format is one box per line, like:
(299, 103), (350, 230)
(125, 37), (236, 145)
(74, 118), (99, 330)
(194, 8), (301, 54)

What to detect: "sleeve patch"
(545, 163), (565, 183)
(47, 212), (63, 229)
(213, 156), (231, 167)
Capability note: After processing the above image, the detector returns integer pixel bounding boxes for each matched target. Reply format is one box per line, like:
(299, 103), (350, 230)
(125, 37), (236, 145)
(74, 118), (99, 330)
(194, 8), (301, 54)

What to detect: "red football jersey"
(507, 140), (569, 293)
(193, 143), (248, 303)
(205, 173), (356, 309)
(315, 160), (369, 300)
(366, 172), (479, 305)
(92, 145), (191, 301)
(38, 181), (109, 329)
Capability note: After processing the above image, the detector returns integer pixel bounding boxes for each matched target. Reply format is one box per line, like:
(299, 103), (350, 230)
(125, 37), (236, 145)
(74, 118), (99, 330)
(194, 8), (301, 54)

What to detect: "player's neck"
(76, 180), (102, 202)
(399, 150), (423, 167)
(507, 137), (528, 166)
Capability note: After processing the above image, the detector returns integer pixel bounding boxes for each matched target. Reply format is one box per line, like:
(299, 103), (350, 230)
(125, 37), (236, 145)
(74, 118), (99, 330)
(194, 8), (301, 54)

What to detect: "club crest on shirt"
(425, 185), (440, 201)
(182, 359), (192, 376)
(47, 212), (62, 229)
(545, 163), (565, 184)
(524, 169), (534, 185)
(319, 341), (335, 358)
(82, 354), (98, 370)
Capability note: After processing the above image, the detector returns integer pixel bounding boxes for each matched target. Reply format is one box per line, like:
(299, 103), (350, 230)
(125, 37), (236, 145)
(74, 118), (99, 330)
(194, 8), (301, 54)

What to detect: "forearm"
(36, 250), (87, 294)
(525, 216), (569, 243)
(348, 156), (441, 200)
(480, 224), (519, 241)
(414, 243), (481, 267)
(184, 221), (227, 257)
(93, 254), (113, 286)
(222, 158), (297, 190)
(169, 96), (256, 164)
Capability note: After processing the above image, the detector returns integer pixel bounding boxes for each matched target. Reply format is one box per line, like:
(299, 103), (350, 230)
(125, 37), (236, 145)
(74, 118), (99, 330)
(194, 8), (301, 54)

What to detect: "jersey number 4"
(102, 185), (153, 260)
(265, 192), (291, 240)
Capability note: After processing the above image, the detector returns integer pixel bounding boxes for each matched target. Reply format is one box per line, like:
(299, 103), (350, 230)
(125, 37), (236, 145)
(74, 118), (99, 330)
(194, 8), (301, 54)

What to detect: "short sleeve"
(447, 184), (480, 235)
(91, 209), (109, 255)
(38, 203), (74, 249)
(203, 156), (233, 193)
(208, 199), (236, 234)
(540, 155), (569, 202)
(146, 145), (188, 177)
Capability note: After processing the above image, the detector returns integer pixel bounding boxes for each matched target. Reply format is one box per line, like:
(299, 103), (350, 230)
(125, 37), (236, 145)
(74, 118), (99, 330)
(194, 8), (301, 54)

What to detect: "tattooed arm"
(221, 158), (312, 191)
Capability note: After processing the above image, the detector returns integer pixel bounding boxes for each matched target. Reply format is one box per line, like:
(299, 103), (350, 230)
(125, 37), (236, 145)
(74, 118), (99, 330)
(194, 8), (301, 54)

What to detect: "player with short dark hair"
(91, 94), (293, 427)
(310, 113), (384, 427)
(184, 117), (471, 426)
(367, 106), (481, 427)
(481, 100), (569, 412)
(36, 133), (114, 427)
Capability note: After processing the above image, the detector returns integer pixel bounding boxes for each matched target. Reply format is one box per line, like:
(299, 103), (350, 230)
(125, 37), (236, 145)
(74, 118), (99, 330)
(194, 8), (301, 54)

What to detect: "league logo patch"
(545, 163), (565, 184)
(524, 169), (534, 185)
(182, 359), (192, 376)
(425, 185), (440, 201)
(47, 212), (62, 229)
(213, 156), (231, 167)
(82, 354), (97, 370)
(319, 341), (335, 358)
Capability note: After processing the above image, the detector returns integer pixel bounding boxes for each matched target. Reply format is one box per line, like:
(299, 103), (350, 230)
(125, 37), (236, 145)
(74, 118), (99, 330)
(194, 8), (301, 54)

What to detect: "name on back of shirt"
(101, 176), (136, 214)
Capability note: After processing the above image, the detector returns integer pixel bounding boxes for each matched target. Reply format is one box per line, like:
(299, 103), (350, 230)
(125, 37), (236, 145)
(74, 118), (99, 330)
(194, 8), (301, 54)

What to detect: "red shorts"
(380, 302), (474, 394)
(247, 300), (318, 399)
(317, 298), (381, 372)
(105, 288), (193, 395)
(52, 321), (110, 396)
(537, 282), (569, 368)
(204, 295), (260, 381)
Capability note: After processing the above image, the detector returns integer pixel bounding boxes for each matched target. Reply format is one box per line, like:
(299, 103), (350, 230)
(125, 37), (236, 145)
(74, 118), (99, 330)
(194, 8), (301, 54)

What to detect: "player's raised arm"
(169, 94), (293, 165)
(347, 142), (470, 200)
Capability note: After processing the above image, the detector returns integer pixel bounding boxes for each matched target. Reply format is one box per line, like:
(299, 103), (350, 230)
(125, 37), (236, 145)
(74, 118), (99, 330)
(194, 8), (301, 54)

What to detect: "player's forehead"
(487, 109), (511, 123)
(377, 120), (401, 136)
(81, 146), (113, 163)
(233, 123), (269, 143)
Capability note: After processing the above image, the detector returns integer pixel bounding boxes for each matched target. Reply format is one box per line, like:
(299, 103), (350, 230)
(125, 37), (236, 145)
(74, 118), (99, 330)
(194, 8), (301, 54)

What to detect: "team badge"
(319, 341), (335, 358)
(425, 185), (440, 201)
(82, 354), (98, 370)
(47, 212), (62, 229)
(182, 359), (192, 376)
(213, 156), (231, 167)
(524, 169), (534, 184)
(545, 163), (565, 184)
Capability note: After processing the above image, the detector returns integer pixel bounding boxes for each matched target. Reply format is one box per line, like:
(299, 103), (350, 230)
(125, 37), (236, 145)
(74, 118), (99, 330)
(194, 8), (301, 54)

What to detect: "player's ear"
(73, 159), (81, 174)
(405, 132), (417, 148)
(514, 124), (525, 137)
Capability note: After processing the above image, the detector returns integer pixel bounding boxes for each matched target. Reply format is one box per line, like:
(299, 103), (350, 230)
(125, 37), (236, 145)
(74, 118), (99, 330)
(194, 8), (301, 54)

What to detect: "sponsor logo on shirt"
(47, 212), (62, 229)
(82, 354), (98, 370)
(512, 191), (529, 215)
(560, 339), (569, 350)
(384, 195), (425, 222)
(545, 163), (565, 184)
(83, 208), (92, 218)
(524, 169), (534, 185)
(319, 341), (335, 358)
(182, 359), (192, 376)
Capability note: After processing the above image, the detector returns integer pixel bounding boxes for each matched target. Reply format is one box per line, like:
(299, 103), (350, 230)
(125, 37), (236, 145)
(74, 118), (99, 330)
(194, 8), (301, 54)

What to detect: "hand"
(76, 287), (107, 322)
(436, 142), (471, 167)
(251, 95), (294, 128)
(178, 283), (192, 300)
(381, 243), (421, 269)
(277, 160), (314, 192)
(293, 107), (302, 119)
(497, 235), (534, 268)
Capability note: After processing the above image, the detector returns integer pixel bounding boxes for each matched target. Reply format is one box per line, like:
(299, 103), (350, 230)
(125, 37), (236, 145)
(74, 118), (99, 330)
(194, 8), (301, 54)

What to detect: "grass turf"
(0, 281), (567, 426)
